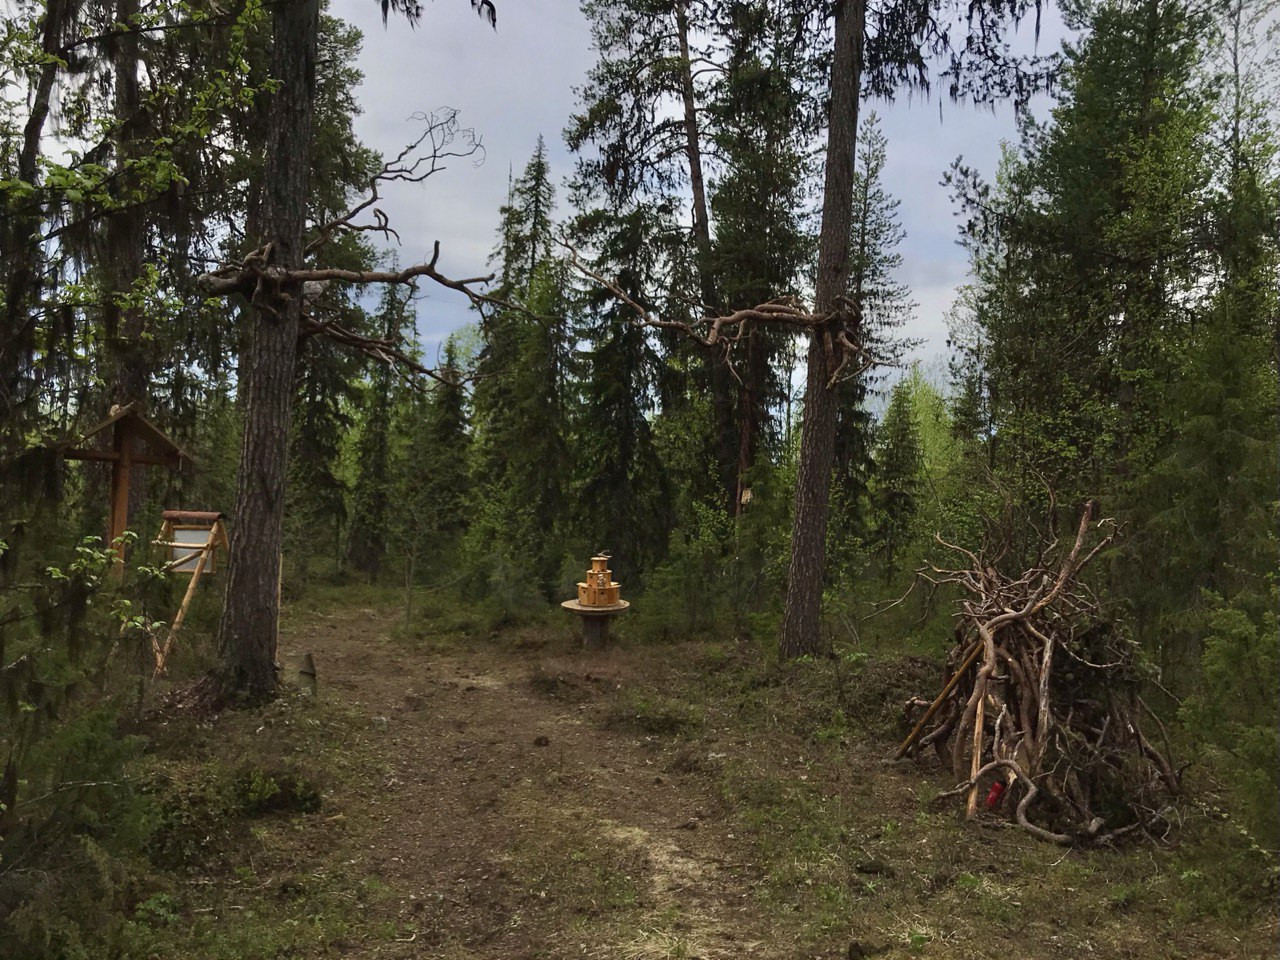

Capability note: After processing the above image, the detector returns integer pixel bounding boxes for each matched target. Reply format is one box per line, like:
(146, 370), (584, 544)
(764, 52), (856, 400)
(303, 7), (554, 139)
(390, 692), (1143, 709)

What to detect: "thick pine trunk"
(213, 0), (318, 704)
(779, 0), (864, 660)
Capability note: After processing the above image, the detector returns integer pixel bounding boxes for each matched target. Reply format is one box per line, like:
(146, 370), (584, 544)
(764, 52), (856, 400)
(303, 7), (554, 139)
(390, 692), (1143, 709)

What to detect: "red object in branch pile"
(985, 780), (1006, 810)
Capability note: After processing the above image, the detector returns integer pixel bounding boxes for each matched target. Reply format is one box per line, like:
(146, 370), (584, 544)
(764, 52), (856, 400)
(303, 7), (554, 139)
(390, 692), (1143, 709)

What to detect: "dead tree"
(895, 501), (1179, 845)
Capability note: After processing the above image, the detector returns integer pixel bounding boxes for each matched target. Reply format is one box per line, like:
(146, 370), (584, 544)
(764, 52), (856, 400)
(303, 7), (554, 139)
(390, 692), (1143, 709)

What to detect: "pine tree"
(779, 0), (1051, 658)
(213, 0), (495, 702)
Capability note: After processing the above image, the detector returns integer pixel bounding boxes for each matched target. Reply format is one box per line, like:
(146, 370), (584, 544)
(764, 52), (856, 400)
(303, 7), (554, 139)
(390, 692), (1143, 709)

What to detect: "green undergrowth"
(5, 591), (1274, 959)
(604, 689), (704, 735)
(604, 635), (1278, 957)
(284, 580), (564, 651)
(0, 679), (398, 960)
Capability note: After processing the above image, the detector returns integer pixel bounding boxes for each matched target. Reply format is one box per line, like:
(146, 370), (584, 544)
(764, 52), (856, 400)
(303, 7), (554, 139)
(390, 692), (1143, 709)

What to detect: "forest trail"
(278, 603), (777, 959)
(239, 597), (1278, 960)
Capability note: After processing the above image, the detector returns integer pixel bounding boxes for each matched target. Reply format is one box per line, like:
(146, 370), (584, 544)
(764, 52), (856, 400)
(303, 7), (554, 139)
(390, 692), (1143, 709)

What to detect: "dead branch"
(296, 304), (470, 389)
(195, 110), (498, 386)
(306, 109), (482, 257)
(197, 237), (503, 385)
(559, 236), (874, 388)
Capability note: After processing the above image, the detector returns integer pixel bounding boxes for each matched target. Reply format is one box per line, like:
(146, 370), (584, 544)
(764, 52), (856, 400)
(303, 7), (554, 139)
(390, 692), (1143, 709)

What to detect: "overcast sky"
(330, 0), (1068, 367)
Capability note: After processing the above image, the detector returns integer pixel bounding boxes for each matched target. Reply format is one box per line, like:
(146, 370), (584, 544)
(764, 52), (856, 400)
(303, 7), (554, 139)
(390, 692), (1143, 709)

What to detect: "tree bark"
(675, 0), (736, 510)
(778, 0), (865, 659)
(1, 0), (73, 418)
(105, 0), (148, 406)
(212, 0), (318, 704)
(734, 326), (764, 515)
(674, 0), (712, 303)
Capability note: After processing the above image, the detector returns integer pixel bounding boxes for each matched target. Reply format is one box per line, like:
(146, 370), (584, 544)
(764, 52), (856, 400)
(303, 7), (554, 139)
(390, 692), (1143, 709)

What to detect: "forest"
(1, 0), (1277, 956)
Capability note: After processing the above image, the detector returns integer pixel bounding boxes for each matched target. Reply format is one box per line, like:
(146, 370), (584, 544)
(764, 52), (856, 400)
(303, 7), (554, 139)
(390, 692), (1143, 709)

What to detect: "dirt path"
(281, 606), (776, 959)
(262, 602), (1277, 960)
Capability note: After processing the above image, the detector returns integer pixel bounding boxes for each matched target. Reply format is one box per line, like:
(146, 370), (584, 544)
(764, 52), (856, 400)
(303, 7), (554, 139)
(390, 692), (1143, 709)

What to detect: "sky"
(330, 0), (1069, 368)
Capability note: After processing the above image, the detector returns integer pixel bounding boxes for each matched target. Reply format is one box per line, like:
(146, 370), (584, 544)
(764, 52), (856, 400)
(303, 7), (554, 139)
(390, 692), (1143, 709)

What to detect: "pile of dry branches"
(896, 502), (1179, 845)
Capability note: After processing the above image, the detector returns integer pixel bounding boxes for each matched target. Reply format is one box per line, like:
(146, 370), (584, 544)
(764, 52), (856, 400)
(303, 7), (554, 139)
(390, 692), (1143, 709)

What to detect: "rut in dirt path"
(281, 607), (777, 959)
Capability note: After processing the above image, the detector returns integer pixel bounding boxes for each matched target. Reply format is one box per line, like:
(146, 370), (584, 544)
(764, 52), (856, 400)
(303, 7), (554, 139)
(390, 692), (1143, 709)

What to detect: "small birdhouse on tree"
(61, 401), (193, 570)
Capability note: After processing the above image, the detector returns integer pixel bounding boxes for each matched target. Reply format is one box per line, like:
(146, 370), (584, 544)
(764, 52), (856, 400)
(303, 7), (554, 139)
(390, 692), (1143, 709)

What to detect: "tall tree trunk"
(778, 0), (865, 659)
(675, 0), (712, 302)
(103, 0), (152, 553)
(1, 0), (73, 420)
(734, 326), (764, 514)
(105, 0), (148, 405)
(212, 0), (318, 703)
(675, 0), (736, 510)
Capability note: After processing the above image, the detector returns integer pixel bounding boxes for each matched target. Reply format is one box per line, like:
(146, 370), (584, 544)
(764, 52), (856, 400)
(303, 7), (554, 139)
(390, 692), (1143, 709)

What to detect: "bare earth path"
(280, 604), (777, 959)
(251, 598), (1276, 960)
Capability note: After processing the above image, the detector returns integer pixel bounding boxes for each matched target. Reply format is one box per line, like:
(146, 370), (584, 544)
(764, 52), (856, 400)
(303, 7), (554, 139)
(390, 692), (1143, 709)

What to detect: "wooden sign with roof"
(62, 401), (193, 569)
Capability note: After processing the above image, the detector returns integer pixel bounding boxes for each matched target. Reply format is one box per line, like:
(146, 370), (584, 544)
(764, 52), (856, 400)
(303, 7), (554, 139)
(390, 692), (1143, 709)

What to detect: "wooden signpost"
(62, 402), (192, 572)
(61, 402), (228, 675)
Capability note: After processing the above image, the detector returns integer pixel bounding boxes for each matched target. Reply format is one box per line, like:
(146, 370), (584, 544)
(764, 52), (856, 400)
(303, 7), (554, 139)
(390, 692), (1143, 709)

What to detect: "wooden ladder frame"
(151, 516), (229, 675)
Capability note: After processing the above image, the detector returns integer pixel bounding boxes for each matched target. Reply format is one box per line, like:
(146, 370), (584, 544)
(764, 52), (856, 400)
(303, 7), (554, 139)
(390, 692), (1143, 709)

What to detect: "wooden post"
(297, 652), (317, 696)
(894, 639), (983, 759)
(108, 420), (133, 575)
(582, 615), (609, 650)
(155, 533), (210, 675)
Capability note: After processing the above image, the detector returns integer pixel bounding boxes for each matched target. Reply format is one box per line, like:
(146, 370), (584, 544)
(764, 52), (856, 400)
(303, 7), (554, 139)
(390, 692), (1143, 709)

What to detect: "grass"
(604, 690), (704, 735)
(593, 633), (1278, 959)
(6, 586), (1274, 960)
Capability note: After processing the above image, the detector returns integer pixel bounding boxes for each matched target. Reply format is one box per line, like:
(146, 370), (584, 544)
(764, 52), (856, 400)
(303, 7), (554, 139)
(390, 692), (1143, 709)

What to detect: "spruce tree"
(469, 142), (573, 595)
(830, 113), (915, 576)
(707, 0), (816, 508)
(947, 0), (1214, 510)
(567, 0), (741, 508)
(346, 281), (415, 581)
(871, 378), (923, 581)
(571, 205), (672, 582)
(398, 335), (471, 593)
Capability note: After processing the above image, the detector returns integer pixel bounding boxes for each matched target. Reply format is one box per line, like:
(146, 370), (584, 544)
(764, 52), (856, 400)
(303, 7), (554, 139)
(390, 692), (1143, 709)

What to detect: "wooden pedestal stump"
(560, 600), (630, 650)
